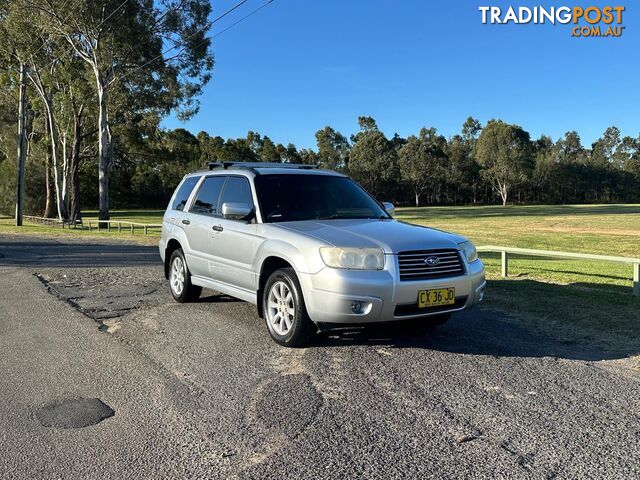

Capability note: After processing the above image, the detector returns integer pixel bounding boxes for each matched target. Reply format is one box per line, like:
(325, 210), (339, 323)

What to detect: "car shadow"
(312, 311), (635, 361)
(197, 292), (242, 304)
(312, 279), (640, 362)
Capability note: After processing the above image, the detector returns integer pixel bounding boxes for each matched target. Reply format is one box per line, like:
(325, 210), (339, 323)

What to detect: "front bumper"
(299, 257), (485, 324)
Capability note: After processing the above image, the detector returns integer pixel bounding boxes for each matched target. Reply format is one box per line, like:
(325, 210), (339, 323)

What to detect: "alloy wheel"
(266, 281), (295, 336)
(170, 256), (185, 296)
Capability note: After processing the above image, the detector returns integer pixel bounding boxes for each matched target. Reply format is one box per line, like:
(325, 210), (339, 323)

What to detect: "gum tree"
(475, 120), (533, 206)
(41, 0), (214, 224)
(348, 116), (399, 199)
(315, 126), (350, 171)
(398, 127), (447, 206)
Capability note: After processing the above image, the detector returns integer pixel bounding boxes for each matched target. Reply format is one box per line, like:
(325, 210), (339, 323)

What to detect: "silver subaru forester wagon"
(160, 162), (486, 347)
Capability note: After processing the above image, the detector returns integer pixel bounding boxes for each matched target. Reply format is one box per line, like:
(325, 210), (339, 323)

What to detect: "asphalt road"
(1, 234), (639, 479)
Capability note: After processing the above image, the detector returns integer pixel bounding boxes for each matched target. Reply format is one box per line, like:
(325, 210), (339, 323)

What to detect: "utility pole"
(15, 62), (27, 226)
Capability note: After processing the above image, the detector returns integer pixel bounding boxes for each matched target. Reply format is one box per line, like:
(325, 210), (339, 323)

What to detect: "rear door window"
(219, 176), (254, 208)
(190, 176), (226, 216)
(171, 176), (200, 211)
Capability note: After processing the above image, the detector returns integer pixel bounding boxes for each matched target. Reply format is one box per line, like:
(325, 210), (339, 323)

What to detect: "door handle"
(212, 224), (223, 232)
(181, 219), (191, 225)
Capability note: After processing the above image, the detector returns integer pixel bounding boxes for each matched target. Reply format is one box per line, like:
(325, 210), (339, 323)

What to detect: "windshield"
(255, 174), (390, 223)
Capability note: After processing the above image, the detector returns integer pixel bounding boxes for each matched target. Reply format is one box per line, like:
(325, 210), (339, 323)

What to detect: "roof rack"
(207, 161), (319, 171)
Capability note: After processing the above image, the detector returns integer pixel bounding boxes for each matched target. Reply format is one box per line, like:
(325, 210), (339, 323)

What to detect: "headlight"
(320, 247), (385, 270)
(458, 240), (478, 263)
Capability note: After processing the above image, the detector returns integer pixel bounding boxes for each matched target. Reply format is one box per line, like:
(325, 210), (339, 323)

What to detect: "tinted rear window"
(219, 176), (254, 207)
(190, 176), (226, 216)
(171, 176), (200, 211)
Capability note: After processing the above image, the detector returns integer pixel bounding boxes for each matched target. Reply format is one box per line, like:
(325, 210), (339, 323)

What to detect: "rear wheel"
(168, 248), (202, 303)
(263, 268), (314, 347)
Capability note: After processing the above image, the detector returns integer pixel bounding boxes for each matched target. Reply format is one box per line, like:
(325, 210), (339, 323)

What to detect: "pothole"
(35, 397), (115, 429)
(35, 269), (165, 331)
(252, 373), (322, 438)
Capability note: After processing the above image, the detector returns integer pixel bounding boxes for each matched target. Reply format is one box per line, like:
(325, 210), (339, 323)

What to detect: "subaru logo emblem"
(425, 256), (440, 266)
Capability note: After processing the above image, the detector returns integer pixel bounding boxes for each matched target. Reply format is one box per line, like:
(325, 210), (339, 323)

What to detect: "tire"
(263, 268), (314, 347)
(168, 248), (202, 303)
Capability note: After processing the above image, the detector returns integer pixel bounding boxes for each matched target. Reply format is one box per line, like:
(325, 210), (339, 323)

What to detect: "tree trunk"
(43, 114), (55, 218)
(97, 80), (112, 228)
(61, 133), (70, 215)
(414, 188), (420, 207)
(27, 70), (68, 221)
(43, 153), (56, 217)
(498, 182), (509, 206)
(69, 107), (84, 222)
(15, 63), (27, 226)
(44, 102), (68, 221)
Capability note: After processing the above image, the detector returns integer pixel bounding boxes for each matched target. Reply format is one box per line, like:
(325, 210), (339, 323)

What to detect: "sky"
(163, 0), (640, 149)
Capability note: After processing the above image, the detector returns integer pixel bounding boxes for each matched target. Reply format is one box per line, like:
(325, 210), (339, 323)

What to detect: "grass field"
(2, 204), (639, 354)
(397, 205), (640, 355)
(0, 210), (165, 245)
(399, 204), (640, 289)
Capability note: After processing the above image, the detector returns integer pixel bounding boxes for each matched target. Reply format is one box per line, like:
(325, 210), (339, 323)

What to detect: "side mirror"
(222, 202), (253, 221)
(382, 202), (395, 217)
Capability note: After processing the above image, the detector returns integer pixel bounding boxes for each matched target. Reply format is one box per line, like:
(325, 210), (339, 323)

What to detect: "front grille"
(394, 296), (468, 317)
(397, 248), (465, 281)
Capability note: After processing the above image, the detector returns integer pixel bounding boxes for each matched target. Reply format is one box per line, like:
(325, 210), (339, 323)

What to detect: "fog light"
(351, 302), (362, 314)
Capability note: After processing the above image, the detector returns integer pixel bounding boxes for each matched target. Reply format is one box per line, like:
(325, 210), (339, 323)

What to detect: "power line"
(161, 0), (273, 74)
(211, 0), (252, 24)
(115, 0), (274, 85)
(25, 0), (129, 74)
(212, 0), (274, 39)
(24, 0), (127, 62)
(9, 0), (274, 86)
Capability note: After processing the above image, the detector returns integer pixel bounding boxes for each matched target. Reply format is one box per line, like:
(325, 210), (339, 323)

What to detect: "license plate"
(418, 288), (455, 308)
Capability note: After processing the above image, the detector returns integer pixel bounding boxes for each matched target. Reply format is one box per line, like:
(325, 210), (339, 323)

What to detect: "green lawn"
(396, 204), (640, 289)
(82, 209), (165, 224)
(2, 204), (639, 353)
(0, 210), (164, 245)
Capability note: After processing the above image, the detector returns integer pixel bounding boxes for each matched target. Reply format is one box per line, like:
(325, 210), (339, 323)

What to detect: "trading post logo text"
(479, 5), (626, 38)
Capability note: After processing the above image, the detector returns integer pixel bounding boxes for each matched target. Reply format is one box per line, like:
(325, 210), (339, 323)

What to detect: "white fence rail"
(86, 219), (162, 235)
(477, 245), (640, 296)
(23, 215), (82, 228)
(23, 215), (160, 235)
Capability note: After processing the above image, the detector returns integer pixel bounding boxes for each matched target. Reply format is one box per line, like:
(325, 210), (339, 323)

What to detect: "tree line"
(1, 3), (639, 219)
(2, 109), (640, 217)
(0, 0), (213, 222)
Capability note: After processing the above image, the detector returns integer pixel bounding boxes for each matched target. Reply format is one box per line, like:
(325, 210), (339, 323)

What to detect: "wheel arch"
(164, 238), (183, 279)
(256, 256), (294, 318)
(253, 239), (323, 318)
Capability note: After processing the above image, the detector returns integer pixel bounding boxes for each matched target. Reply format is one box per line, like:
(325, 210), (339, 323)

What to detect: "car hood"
(273, 219), (466, 254)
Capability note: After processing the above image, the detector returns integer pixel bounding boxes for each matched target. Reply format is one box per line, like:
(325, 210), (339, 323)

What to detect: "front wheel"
(168, 248), (202, 303)
(263, 268), (314, 347)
